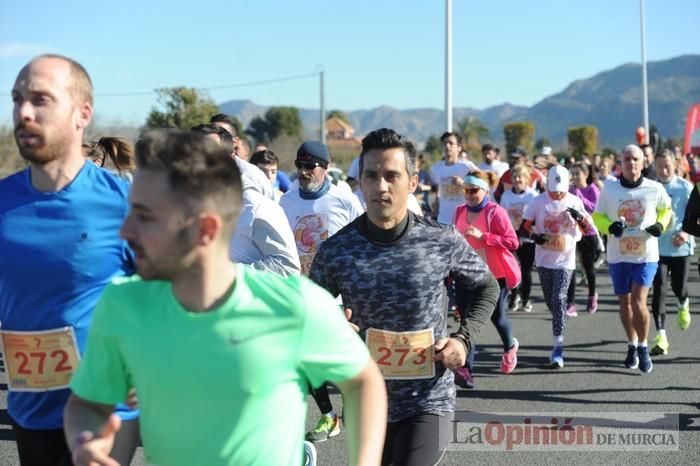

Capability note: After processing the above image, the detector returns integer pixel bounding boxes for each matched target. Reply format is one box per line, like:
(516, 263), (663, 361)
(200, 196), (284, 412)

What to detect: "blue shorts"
(609, 262), (658, 295)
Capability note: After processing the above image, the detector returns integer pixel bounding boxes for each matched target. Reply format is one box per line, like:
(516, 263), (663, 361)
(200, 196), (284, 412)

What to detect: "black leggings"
(382, 413), (452, 466)
(514, 242), (535, 302)
(567, 235), (597, 304)
(651, 255), (690, 330)
(310, 383), (334, 414)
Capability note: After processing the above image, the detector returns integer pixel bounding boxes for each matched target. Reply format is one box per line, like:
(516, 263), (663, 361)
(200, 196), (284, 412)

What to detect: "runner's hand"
(566, 207), (584, 223)
(644, 223), (663, 237)
(530, 233), (547, 245)
(72, 414), (122, 466)
(433, 338), (467, 369)
(465, 226), (483, 239)
(344, 308), (359, 333)
(672, 232), (688, 247)
(608, 221), (626, 238)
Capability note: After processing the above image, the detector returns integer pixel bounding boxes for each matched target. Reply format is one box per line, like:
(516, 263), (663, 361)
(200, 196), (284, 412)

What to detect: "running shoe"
(637, 346), (653, 373)
(624, 345), (639, 369)
(453, 366), (475, 389)
(306, 414), (341, 443)
(586, 293), (598, 314)
(519, 301), (533, 313)
(650, 333), (669, 356)
(566, 303), (577, 317)
(508, 294), (521, 312)
(304, 441), (317, 466)
(594, 256), (605, 269)
(677, 298), (691, 331)
(550, 345), (564, 368)
(500, 338), (519, 374)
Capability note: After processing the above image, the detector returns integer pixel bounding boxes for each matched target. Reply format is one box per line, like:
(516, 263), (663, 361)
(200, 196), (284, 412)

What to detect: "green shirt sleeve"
(70, 284), (130, 405)
(296, 277), (369, 388)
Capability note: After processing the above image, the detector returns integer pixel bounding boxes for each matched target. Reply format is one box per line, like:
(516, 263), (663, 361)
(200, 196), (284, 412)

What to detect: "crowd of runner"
(1, 54), (699, 466)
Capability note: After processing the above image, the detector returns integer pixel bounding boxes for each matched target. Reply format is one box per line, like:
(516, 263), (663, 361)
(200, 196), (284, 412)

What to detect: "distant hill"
(219, 54), (700, 149)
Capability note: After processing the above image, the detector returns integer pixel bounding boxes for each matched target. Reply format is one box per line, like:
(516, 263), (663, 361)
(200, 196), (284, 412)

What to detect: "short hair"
(571, 162), (590, 175)
(83, 137), (135, 174)
(623, 144), (644, 159)
(249, 149), (279, 166)
(360, 128), (417, 177)
(135, 130), (243, 236)
(191, 123), (234, 153)
(655, 148), (675, 162)
(510, 163), (531, 179)
(210, 113), (239, 137)
(33, 54), (93, 106)
(440, 131), (463, 146)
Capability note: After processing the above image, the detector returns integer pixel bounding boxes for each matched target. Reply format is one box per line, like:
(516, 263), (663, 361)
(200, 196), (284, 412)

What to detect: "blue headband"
(463, 175), (489, 191)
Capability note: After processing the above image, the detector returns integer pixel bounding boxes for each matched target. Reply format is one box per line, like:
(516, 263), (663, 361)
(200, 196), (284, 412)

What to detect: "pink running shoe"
(500, 338), (519, 374)
(453, 366), (474, 389)
(566, 303), (578, 317)
(586, 293), (598, 314)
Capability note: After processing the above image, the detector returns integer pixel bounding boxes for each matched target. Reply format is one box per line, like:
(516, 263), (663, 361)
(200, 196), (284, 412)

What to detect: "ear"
(408, 173), (418, 193)
(75, 101), (92, 130)
(196, 213), (224, 246)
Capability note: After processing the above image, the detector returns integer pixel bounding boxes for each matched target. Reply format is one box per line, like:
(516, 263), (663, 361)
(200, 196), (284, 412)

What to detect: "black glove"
(566, 207), (584, 223)
(644, 222), (663, 237)
(531, 233), (547, 245)
(608, 221), (626, 238)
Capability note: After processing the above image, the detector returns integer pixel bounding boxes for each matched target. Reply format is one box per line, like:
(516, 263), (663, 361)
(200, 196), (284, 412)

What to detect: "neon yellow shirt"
(71, 265), (369, 466)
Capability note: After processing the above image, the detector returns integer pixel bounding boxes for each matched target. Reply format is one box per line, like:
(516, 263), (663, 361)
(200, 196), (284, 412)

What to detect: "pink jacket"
(454, 201), (521, 289)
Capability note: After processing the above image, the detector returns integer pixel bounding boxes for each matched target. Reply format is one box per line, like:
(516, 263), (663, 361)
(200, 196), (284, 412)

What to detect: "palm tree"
(457, 116), (490, 147)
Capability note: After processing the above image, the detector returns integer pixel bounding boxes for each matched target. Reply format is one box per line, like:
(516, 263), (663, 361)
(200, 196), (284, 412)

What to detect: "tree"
(423, 134), (443, 161)
(246, 106), (303, 144)
(457, 116), (490, 148)
(327, 110), (349, 124)
(0, 126), (26, 179)
(568, 125), (598, 158)
(503, 121), (536, 156)
(144, 87), (220, 130)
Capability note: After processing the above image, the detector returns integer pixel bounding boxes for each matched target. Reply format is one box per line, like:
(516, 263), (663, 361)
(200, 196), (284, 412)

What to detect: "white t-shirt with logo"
(431, 160), (477, 224)
(499, 188), (538, 230)
(595, 178), (671, 264)
(522, 192), (588, 270)
(279, 184), (363, 275)
(478, 160), (509, 178)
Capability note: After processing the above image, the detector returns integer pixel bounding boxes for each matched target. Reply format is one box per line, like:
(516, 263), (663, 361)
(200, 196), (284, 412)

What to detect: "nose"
(120, 212), (135, 241)
(13, 98), (34, 125)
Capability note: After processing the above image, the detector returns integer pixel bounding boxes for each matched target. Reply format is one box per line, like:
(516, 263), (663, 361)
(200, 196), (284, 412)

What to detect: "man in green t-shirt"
(63, 130), (387, 466)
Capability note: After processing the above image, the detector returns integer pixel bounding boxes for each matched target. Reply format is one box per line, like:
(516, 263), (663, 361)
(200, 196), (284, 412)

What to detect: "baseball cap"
(511, 147), (527, 158)
(547, 165), (570, 193)
(296, 141), (330, 166)
(540, 146), (553, 156)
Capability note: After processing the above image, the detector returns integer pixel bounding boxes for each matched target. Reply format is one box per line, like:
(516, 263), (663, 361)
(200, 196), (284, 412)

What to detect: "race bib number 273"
(366, 328), (435, 380)
(0, 327), (80, 392)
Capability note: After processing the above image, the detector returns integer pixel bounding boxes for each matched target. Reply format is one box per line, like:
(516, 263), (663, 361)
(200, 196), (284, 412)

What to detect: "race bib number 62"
(366, 328), (435, 380)
(0, 327), (80, 392)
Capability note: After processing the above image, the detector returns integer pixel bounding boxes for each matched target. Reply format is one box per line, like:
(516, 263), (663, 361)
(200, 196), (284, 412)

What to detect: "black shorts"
(382, 412), (452, 466)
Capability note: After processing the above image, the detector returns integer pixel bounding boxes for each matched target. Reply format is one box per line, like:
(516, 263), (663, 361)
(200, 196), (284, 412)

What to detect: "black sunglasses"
(295, 160), (322, 170)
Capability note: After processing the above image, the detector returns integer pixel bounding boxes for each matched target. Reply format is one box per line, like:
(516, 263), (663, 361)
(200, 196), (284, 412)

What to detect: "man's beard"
(15, 123), (66, 165)
(130, 223), (197, 281)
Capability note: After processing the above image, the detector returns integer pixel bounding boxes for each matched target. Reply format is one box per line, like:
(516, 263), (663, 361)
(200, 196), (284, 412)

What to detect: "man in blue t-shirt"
(1, 54), (138, 465)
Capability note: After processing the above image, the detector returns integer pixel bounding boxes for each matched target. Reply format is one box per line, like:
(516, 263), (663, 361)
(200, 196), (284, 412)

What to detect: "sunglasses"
(464, 187), (482, 194)
(295, 160), (323, 170)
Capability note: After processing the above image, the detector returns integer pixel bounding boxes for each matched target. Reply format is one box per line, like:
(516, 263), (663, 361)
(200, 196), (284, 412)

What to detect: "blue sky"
(1, 0), (698, 127)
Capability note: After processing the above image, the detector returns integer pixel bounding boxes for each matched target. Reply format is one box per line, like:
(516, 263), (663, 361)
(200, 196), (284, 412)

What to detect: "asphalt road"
(0, 260), (698, 465)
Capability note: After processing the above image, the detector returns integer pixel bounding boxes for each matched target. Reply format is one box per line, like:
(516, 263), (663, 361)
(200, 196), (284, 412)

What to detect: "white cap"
(540, 146), (553, 156)
(547, 165), (570, 193)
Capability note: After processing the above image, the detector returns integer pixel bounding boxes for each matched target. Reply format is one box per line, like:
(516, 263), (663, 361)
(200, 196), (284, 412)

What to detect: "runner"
(83, 136), (136, 181)
(650, 150), (694, 355)
(499, 164), (538, 313)
(309, 128), (499, 465)
(593, 144), (672, 373)
(493, 147), (546, 203)
(430, 132), (477, 225)
(521, 165), (593, 368)
(567, 163), (601, 315)
(682, 175), (700, 278)
(2, 54), (139, 466)
(452, 170), (520, 387)
(478, 144), (509, 178)
(279, 140), (363, 442)
(64, 130), (387, 466)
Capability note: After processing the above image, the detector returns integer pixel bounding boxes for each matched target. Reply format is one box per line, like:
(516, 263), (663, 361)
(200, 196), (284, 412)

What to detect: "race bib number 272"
(0, 327), (80, 392)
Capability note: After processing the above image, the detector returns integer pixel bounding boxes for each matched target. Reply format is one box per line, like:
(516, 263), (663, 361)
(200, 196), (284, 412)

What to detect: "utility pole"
(445, 0), (453, 132)
(640, 0), (649, 143)
(320, 68), (326, 144)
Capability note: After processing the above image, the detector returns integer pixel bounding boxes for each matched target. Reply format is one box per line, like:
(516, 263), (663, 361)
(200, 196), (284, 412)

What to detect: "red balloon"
(635, 126), (646, 144)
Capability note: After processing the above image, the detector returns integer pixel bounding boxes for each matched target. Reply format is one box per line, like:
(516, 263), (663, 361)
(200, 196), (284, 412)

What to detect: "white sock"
(639, 341), (648, 348)
(628, 340), (638, 347)
(553, 335), (564, 346)
(658, 329), (666, 337)
(323, 411), (336, 420)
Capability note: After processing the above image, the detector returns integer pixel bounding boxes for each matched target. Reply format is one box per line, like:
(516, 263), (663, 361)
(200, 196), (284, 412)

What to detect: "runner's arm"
(64, 395), (120, 466)
(248, 215), (301, 276)
(655, 189), (673, 231)
(682, 186), (700, 236)
(336, 359), (387, 466)
(592, 212), (613, 233)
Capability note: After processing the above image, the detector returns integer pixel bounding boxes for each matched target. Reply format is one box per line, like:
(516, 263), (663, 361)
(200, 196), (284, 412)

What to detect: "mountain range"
(220, 55), (700, 149)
